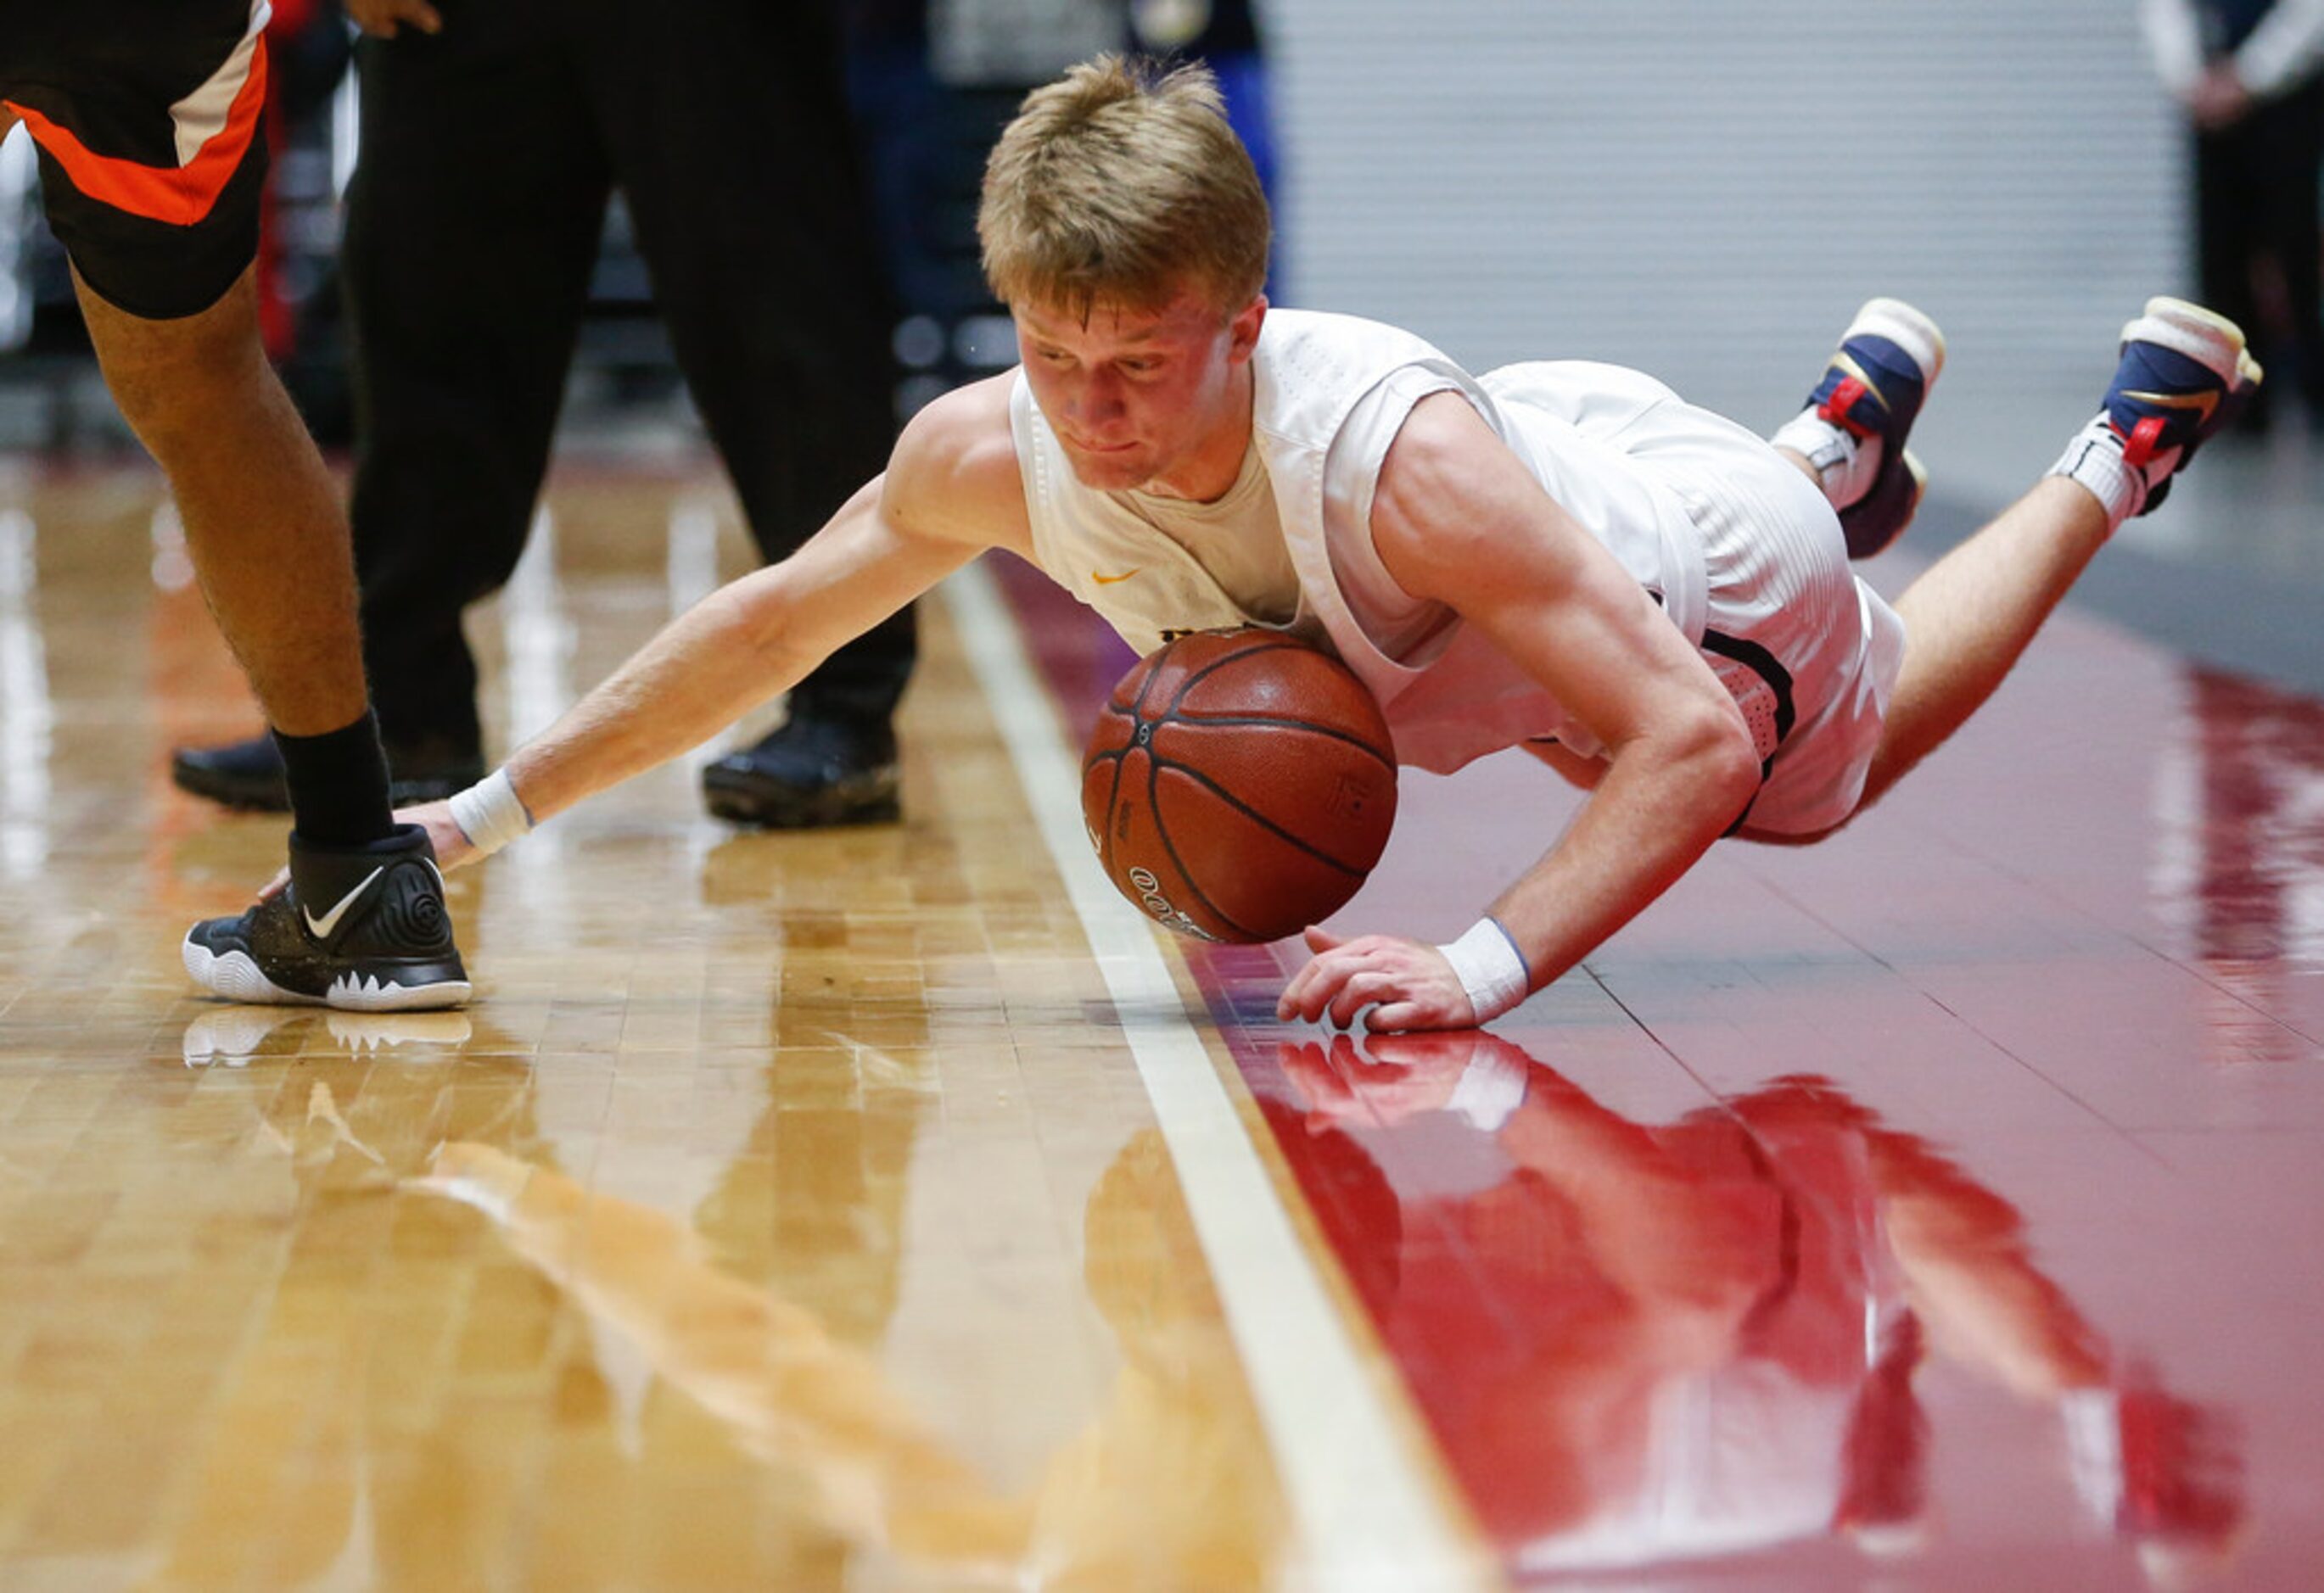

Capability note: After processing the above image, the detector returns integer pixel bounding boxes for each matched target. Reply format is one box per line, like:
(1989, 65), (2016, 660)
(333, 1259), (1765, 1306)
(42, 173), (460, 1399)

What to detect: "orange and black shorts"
(1, 1), (272, 320)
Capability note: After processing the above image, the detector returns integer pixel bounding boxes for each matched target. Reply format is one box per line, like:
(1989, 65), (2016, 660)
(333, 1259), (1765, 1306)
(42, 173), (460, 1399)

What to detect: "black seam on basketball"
(1149, 715), (1397, 773)
(1157, 640), (1318, 719)
(1145, 746), (1263, 941)
(1095, 751), (1125, 875)
(1153, 756), (1370, 877)
(1127, 658), (1168, 720)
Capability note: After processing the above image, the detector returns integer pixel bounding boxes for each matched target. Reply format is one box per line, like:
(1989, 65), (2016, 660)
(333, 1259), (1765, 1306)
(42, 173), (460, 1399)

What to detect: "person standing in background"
(2143, 0), (2324, 430)
(171, 0), (918, 830)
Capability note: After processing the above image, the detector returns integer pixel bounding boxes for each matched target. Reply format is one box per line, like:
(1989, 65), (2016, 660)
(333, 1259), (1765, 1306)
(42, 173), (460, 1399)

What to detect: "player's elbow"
(719, 566), (817, 680)
(1677, 701), (1764, 827)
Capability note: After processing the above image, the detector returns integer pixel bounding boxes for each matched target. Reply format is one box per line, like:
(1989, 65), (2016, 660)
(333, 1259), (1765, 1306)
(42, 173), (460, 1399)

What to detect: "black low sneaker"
(700, 713), (901, 829)
(171, 731), (486, 812)
(182, 824), (470, 1011)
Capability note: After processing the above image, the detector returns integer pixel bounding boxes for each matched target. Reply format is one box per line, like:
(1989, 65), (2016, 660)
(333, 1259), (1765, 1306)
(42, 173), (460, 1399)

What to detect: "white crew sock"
(1771, 409), (1883, 511)
(2048, 416), (2154, 534)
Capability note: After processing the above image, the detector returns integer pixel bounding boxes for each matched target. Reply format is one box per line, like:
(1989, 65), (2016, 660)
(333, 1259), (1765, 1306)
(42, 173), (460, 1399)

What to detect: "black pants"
(2193, 77), (2324, 412)
(342, 0), (912, 753)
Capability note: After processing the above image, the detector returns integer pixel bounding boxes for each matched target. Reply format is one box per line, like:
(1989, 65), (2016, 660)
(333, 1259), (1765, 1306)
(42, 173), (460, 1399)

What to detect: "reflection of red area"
(2185, 668), (2324, 965)
(1242, 1037), (2244, 1579)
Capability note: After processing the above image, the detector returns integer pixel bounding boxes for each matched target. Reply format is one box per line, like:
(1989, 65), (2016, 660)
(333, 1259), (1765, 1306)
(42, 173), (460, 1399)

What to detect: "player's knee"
(82, 265), (261, 392)
(89, 299), (269, 450)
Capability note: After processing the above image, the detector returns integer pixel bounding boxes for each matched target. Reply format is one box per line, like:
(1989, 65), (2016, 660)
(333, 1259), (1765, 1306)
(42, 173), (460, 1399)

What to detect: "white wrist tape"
(446, 769), (535, 858)
(1436, 917), (1532, 1024)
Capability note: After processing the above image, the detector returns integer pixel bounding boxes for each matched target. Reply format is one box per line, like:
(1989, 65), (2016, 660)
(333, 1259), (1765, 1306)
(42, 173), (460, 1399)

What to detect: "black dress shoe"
(700, 713), (900, 829)
(171, 732), (486, 812)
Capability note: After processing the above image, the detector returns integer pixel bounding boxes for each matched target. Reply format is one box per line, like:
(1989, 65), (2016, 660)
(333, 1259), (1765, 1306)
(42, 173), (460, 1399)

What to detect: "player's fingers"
(1298, 965), (1358, 1025)
(1302, 925), (1344, 954)
(1274, 964), (1317, 1020)
(1364, 1001), (1432, 1034)
(1326, 971), (1397, 1030)
(406, 1), (445, 34)
(1300, 950), (1374, 1023)
(1279, 946), (1360, 1021)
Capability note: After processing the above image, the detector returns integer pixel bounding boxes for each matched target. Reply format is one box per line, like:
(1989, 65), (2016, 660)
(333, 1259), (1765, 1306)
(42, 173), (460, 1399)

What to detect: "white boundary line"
(944, 562), (1488, 1593)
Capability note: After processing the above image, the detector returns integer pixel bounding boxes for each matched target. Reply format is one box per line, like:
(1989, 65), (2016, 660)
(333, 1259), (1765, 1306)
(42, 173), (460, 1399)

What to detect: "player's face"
(1014, 288), (1266, 497)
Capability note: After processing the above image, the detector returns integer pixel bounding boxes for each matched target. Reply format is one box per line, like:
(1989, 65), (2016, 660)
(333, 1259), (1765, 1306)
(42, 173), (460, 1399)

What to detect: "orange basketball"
(1082, 629), (1398, 943)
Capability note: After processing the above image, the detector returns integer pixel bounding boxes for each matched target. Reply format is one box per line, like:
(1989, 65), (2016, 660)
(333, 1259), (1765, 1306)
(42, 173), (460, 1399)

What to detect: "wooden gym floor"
(0, 453), (2317, 1590)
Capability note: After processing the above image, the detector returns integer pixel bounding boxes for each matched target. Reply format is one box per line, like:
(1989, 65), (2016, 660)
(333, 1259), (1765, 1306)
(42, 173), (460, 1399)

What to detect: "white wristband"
(1436, 917), (1532, 1024)
(446, 769), (535, 858)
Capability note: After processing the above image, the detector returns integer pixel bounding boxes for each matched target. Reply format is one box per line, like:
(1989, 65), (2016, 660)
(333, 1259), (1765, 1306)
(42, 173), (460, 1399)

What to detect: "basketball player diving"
(365, 56), (2260, 1034)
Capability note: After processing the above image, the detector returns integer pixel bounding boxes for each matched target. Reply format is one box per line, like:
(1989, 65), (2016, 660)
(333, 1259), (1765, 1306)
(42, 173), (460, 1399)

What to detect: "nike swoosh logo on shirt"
(304, 866), (384, 940)
(1091, 568), (1142, 585)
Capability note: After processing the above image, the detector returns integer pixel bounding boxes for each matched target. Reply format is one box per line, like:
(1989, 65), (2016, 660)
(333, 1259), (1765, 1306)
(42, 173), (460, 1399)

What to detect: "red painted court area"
(1004, 547), (2324, 1590)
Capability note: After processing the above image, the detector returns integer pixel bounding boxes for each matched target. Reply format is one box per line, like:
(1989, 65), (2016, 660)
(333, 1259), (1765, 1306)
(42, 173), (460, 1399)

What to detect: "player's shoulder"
(885, 372), (1030, 549)
(1369, 390), (1546, 592)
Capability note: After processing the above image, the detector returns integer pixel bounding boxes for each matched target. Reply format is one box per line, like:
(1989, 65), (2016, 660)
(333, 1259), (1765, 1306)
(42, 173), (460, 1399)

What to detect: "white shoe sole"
(1845, 297), (1947, 384)
(182, 937), (473, 1013)
(2125, 297), (2253, 387)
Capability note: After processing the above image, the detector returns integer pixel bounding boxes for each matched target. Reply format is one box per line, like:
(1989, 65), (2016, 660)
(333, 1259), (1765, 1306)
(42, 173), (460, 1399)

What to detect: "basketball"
(1082, 629), (1398, 943)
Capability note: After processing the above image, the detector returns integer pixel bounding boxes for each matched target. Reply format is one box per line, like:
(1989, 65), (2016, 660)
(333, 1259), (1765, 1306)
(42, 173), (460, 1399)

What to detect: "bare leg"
(1859, 478), (2110, 807)
(73, 264), (367, 736)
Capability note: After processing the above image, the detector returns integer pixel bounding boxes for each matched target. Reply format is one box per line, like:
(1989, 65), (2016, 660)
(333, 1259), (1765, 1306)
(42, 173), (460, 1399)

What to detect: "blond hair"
(978, 55), (1271, 319)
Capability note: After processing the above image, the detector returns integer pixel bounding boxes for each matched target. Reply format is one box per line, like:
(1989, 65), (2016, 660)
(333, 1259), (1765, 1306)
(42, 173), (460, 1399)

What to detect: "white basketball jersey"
(1010, 309), (1717, 774)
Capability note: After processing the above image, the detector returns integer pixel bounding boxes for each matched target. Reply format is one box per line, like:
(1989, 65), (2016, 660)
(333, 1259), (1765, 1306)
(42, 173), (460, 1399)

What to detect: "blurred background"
(1, 0), (2316, 662)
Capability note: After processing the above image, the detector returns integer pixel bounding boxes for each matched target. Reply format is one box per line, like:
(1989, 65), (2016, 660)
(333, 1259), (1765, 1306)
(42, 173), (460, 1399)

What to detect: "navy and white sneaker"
(1775, 298), (1947, 560)
(2052, 298), (2262, 526)
(183, 824), (470, 1011)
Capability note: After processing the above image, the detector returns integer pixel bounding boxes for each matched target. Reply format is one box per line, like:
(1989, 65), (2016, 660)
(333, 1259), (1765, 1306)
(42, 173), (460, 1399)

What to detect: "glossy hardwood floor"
(0, 460), (1348, 1591)
(2, 450), (2321, 1590)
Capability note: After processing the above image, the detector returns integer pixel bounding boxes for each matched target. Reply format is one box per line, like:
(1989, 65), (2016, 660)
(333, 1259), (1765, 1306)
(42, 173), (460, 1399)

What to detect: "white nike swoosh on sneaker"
(304, 866), (384, 940)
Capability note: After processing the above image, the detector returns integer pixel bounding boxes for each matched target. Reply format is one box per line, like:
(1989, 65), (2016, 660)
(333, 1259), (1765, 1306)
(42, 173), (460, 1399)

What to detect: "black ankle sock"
(273, 712), (397, 847)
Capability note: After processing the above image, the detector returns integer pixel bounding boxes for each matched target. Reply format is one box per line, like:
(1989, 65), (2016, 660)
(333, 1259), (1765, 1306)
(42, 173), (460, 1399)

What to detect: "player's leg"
(76, 266), (372, 738)
(585, 0), (915, 829)
(169, 18), (609, 811)
(93, 274), (470, 1006)
(1858, 299), (2260, 806)
(1770, 299), (1947, 560)
(14, 4), (464, 1006)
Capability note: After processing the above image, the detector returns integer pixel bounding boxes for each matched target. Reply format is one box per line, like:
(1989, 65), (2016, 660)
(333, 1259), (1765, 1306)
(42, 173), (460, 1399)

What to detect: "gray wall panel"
(1264, 3), (2187, 479)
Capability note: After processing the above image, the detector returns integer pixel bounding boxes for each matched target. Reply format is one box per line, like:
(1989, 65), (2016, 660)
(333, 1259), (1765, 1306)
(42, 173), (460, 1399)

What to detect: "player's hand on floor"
(347, 0), (443, 38)
(1276, 926), (1479, 1032)
(398, 799), (478, 873)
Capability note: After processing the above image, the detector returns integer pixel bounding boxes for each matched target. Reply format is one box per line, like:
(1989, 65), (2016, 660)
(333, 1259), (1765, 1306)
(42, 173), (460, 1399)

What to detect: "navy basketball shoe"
(183, 824), (470, 1011)
(1797, 299), (1947, 560)
(2053, 298), (2262, 523)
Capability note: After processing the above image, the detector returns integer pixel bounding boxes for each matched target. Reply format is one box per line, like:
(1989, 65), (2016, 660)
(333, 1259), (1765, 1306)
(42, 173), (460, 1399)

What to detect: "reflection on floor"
(0, 451), (2320, 1590)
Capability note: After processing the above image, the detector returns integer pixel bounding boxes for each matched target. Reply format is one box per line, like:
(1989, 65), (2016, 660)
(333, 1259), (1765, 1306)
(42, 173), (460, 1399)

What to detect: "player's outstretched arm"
(1278, 393), (1762, 1032)
(406, 378), (1028, 869)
